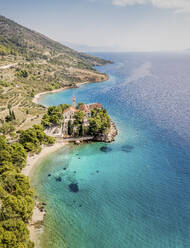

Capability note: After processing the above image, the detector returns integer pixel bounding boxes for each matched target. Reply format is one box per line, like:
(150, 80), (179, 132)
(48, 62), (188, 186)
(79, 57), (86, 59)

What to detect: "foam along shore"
(22, 141), (68, 247)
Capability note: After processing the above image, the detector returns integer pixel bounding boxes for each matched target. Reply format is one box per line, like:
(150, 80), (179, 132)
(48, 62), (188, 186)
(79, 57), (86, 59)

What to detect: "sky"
(1, 0), (190, 51)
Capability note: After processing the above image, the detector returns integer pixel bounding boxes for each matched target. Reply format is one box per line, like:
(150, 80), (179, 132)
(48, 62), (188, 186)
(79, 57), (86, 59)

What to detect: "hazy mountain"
(0, 15), (109, 64)
(63, 41), (122, 53)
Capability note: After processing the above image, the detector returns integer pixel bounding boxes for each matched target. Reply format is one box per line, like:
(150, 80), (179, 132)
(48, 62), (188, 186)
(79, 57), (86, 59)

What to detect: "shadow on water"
(100, 146), (112, 153)
(121, 144), (134, 153)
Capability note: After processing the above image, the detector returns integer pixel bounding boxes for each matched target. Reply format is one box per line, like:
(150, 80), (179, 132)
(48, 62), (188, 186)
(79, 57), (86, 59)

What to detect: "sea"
(31, 52), (190, 248)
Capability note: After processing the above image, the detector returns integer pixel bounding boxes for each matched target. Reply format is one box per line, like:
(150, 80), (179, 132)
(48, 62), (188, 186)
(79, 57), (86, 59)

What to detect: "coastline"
(32, 76), (109, 105)
(22, 141), (68, 247)
(32, 87), (71, 105)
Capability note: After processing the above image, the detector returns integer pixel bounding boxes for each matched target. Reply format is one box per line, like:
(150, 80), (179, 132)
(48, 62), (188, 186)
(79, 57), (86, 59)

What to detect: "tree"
(19, 125), (54, 153)
(41, 104), (69, 129)
(11, 111), (16, 120)
(16, 69), (28, 78)
(0, 136), (13, 165)
(0, 135), (35, 248)
(1, 194), (34, 222)
(47, 106), (63, 126)
(89, 118), (102, 135)
(88, 109), (111, 135)
(0, 162), (15, 174)
(0, 171), (33, 197)
(5, 106), (16, 123)
(0, 219), (34, 248)
(74, 111), (84, 125)
(11, 143), (27, 170)
(5, 115), (13, 123)
(0, 150), (12, 165)
(0, 136), (12, 152)
(59, 104), (70, 112)
(41, 114), (51, 128)
(68, 120), (73, 135)
(19, 128), (41, 153)
(79, 124), (85, 136)
(43, 135), (55, 145)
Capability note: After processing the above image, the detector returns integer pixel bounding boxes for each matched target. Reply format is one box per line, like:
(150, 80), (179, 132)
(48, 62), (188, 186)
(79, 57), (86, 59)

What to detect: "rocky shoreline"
(70, 121), (118, 145)
(93, 121), (118, 143)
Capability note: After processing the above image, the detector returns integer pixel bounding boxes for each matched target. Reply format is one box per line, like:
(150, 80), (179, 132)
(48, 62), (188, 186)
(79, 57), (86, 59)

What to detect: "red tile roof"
(63, 106), (79, 114)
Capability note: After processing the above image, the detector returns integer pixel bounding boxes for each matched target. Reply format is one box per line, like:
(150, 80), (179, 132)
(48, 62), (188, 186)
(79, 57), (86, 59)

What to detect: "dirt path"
(0, 63), (17, 69)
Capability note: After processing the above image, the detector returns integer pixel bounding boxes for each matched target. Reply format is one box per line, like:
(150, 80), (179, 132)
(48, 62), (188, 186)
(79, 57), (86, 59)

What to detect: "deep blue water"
(32, 52), (190, 248)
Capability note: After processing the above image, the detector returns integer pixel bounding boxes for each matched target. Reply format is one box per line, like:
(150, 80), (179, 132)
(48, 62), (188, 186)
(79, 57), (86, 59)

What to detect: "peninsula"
(43, 96), (117, 143)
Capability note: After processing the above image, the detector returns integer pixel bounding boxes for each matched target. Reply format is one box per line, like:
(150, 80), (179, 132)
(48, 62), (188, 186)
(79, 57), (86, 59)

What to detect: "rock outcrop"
(94, 121), (118, 143)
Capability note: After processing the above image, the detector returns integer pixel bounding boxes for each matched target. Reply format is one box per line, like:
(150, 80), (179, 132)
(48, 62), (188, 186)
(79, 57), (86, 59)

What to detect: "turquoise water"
(32, 52), (190, 248)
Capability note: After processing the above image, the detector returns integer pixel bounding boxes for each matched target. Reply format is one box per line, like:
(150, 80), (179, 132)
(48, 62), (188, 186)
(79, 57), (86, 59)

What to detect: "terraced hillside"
(0, 15), (109, 135)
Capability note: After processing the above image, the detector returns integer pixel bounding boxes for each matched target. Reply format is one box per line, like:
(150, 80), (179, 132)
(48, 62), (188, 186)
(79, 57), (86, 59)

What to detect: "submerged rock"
(121, 145), (134, 153)
(69, 183), (79, 193)
(63, 168), (67, 171)
(100, 146), (112, 153)
(56, 176), (62, 182)
(96, 170), (99, 173)
(48, 174), (51, 177)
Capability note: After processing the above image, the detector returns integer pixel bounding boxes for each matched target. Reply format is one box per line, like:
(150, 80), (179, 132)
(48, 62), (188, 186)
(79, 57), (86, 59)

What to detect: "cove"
(32, 52), (190, 248)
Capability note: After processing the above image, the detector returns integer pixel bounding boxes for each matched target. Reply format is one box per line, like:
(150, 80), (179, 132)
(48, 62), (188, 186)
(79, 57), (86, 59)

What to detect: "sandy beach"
(32, 87), (71, 104)
(22, 141), (68, 247)
(32, 78), (108, 105)
(22, 141), (67, 177)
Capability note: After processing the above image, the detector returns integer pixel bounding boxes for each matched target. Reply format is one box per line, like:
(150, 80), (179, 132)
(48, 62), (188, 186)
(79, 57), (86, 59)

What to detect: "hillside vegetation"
(0, 15), (109, 134)
(0, 124), (55, 248)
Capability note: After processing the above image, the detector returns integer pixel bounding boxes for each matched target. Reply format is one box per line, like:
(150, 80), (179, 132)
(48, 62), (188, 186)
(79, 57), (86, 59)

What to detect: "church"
(62, 96), (102, 136)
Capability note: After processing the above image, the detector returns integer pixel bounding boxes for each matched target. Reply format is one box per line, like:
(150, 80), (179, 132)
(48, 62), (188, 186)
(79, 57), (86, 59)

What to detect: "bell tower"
(72, 96), (76, 108)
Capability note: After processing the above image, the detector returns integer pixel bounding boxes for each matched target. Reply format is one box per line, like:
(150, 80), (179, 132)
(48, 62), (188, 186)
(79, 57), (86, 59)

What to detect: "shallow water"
(32, 52), (190, 248)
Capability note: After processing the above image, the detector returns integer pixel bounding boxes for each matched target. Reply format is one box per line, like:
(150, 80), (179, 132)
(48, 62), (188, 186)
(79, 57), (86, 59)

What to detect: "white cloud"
(112, 0), (190, 12)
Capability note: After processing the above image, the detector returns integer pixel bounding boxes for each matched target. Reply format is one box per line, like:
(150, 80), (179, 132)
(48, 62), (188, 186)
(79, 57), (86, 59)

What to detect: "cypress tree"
(12, 110), (16, 120)
(68, 120), (73, 136)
